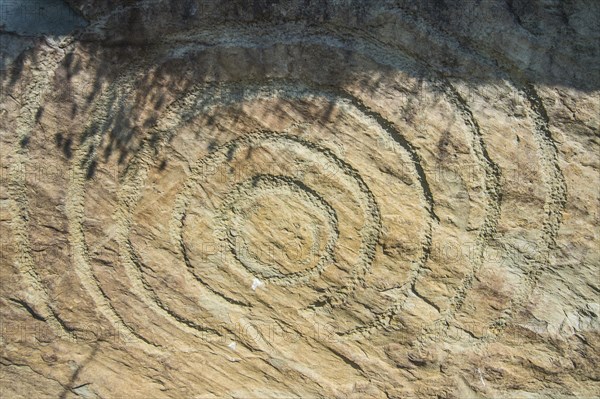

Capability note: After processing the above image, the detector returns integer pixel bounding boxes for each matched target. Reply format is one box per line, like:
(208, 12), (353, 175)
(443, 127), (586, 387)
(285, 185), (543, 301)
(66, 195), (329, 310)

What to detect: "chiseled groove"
(175, 130), (381, 305)
(7, 19), (567, 356)
(167, 79), (434, 275)
(86, 21), (443, 336)
(52, 38), (436, 342)
(346, 17), (567, 342)
(267, 132), (381, 302)
(322, 86), (438, 335)
(66, 70), (161, 350)
(7, 39), (76, 340)
(47, 33), (435, 340)
(330, 88), (437, 336)
(146, 73), (435, 337)
(278, 20), (503, 338)
(346, 74), (501, 340)
(126, 243), (223, 337)
(144, 115), (259, 310)
(61, 52), (253, 350)
(377, 13), (570, 342)
(168, 79), (438, 233)
(332, 85), (438, 335)
(94, 127), (251, 349)
(176, 224), (254, 308)
(160, 22), (417, 73)
(218, 174), (339, 285)
(426, 79), (502, 332)
(335, 87), (439, 225)
(163, 80), (433, 335)
(98, 89), (265, 344)
(114, 132), (229, 344)
(520, 83), (567, 257)
(356, 8), (567, 275)
(486, 83), (568, 338)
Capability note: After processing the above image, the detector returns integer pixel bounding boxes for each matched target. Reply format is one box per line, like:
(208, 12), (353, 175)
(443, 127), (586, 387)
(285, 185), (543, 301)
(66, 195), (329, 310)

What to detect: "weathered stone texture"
(0, 1), (598, 398)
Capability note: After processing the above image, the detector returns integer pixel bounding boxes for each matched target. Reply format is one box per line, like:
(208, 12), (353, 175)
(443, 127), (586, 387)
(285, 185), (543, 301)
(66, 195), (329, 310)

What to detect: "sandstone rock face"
(1, 1), (599, 398)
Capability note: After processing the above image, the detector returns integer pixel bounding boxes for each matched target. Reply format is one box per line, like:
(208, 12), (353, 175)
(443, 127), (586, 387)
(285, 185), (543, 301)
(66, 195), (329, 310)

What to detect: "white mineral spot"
(478, 368), (486, 386)
(228, 341), (237, 350)
(251, 278), (264, 291)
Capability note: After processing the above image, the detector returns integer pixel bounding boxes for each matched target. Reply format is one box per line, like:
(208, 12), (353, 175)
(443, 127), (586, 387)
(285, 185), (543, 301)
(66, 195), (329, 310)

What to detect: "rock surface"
(0, 1), (599, 398)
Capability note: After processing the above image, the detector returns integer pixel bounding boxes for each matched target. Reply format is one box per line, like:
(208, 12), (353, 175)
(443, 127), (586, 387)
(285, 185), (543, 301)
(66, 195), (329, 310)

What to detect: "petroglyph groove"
(66, 75), (232, 349)
(146, 76), (437, 329)
(157, 80), (437, 228)
(331, 85), (439, 336)
(311, 16), (564, 341)
(6, 14), (570, 360)
(175, 131), (382, 305)
(340, 78), (515, 337)
(519, 83), (567, 265)
(374, 25), (568, 289)
(135, 79), (434, 335)
(431, 79), (503, 323)
(113, 126), (229, 345)
(8, 39), (77, 340)
(50, 36), (552, 346)
(351, 23), (505, 337)
(126, 242), (224, 339)
(24, 65), (482, 346)
(66, 68), (163, 349)
(344, 77), (506, 339)
(218, 174), (339, 284)
(485, 83), (568, 341)
(158, 79), (436, 276)
(160, 23), (418, 72)
(102, 81), (398, 343)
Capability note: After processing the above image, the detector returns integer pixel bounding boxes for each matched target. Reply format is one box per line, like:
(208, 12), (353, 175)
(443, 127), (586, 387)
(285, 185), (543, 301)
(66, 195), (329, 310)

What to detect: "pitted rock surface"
(0, 1), (598, 398)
